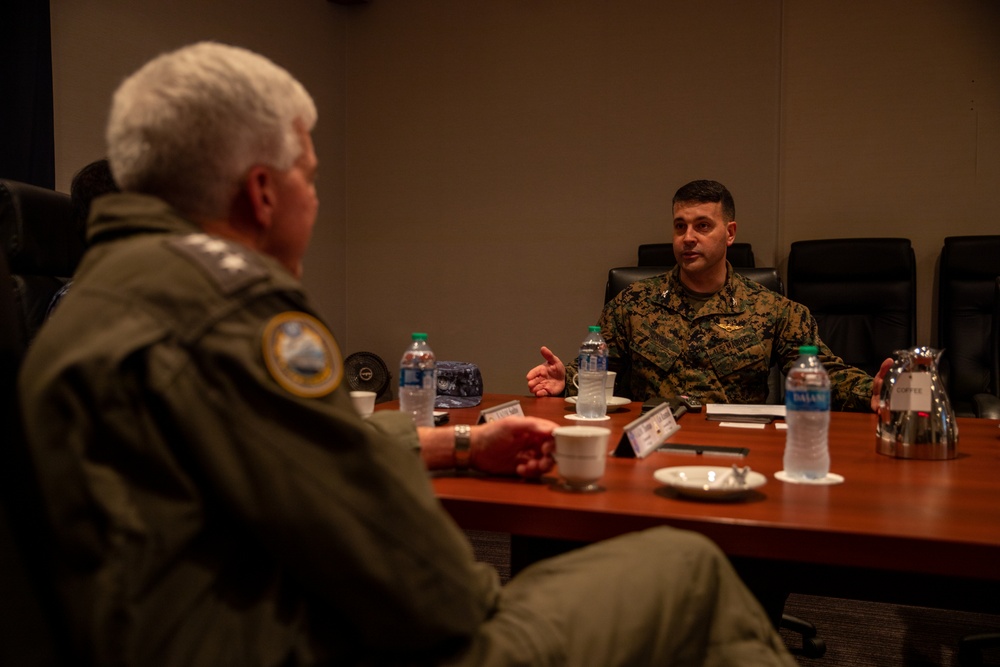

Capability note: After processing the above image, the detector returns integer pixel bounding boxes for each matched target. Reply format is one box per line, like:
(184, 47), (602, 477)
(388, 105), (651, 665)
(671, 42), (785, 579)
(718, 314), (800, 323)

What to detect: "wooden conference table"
(384, 394), (1000, 612)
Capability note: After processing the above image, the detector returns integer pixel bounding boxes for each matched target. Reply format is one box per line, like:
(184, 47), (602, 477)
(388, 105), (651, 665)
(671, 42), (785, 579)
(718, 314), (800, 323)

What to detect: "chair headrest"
(637, 242), (755, 268)
(788, 238), (914, 282)
(941, 236), (1000, 279)
(0, 179), (83, 276)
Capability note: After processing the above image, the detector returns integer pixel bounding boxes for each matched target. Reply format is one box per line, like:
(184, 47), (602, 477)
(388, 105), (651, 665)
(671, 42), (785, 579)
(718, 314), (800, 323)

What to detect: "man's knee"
(642, 526), (725, 561)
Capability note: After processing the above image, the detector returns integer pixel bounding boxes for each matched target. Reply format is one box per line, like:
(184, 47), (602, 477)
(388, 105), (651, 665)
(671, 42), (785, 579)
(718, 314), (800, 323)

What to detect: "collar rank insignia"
(716, 322), (744, 332)
(262, 312), (342, 398)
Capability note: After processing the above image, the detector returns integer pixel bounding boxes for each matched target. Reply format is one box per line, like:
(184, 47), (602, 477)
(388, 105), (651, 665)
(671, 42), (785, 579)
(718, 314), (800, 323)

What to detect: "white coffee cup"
(553, 425), (610, 491)
(572, 370), (617, 399)
(350, 390), (377, 418)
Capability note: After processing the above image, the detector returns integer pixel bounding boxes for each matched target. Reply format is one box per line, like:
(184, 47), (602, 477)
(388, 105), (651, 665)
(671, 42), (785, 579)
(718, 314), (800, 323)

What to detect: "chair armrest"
(972, 393), (1000, 420)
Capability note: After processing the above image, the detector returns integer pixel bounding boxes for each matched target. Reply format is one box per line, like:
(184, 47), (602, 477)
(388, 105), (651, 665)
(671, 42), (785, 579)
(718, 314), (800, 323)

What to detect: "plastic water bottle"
(783, 345), (831, 479)
(399, 332), (436, 427)
(576, 326), (608, 419)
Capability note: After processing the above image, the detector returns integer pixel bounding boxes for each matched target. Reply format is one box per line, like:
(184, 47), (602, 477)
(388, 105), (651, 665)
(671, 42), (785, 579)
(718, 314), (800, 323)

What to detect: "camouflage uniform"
(567, 265), (873, 411)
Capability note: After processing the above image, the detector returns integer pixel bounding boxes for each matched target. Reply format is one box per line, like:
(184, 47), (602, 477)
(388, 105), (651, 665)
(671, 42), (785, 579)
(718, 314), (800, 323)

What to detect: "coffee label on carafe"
(891, 372), (932, 412)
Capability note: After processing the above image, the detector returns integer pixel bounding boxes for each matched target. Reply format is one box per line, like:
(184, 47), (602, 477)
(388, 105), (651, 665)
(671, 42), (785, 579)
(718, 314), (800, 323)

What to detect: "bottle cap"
(412, 332), (428, 340)
(588, 325), (601, 332)
(798, 345), (818, 355)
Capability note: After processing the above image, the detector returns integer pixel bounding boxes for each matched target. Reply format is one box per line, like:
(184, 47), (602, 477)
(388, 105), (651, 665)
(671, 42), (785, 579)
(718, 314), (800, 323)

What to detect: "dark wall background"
(1, 0), (54, 187)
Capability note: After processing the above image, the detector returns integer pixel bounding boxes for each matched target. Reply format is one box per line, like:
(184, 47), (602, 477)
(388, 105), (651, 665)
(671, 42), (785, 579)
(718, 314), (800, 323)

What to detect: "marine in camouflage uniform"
(566, 263), (874, 411)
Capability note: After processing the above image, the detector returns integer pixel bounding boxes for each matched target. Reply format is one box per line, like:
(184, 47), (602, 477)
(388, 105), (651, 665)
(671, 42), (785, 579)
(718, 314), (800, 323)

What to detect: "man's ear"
(726, 220), (737, 245)
(244, 165), (277, 230)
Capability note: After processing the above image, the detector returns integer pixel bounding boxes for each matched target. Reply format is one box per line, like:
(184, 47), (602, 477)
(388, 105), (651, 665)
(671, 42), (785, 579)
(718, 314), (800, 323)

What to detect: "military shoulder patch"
(262, 312), (342, 398)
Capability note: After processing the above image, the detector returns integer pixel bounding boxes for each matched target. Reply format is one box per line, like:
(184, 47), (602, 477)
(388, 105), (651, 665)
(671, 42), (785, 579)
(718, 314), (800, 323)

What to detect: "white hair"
(106, 42), (317, 220)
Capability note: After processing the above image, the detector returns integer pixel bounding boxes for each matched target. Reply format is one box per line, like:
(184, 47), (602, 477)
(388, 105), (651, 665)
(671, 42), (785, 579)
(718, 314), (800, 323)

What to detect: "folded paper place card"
(477, 400), (524, 423)
(613, 402), (680, 458)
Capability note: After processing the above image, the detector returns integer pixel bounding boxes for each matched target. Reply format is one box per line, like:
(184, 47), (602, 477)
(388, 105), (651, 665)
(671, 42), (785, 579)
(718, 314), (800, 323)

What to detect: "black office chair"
(604, 265), (783, 304)
(958, 283), (1000, 662)
(0, 253), (75, 667)
(936, 236), (1000, 418)
(0, 180), (83, 665)
(979, 277), (1000, 420)
(993, 277), (1000, 407)
(787, 238), (916, 378)
(958, 278), (1000, 651)
(0, 179), (84, 344)
(637, 242), (755, 267)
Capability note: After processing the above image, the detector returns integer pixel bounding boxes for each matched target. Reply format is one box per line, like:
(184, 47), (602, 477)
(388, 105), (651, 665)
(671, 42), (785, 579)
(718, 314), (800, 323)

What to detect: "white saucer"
(774, 471), (845, 485)
(564, 396), (631, 407)
(564, 413), (612, 421)
(654, 466), (766, 500)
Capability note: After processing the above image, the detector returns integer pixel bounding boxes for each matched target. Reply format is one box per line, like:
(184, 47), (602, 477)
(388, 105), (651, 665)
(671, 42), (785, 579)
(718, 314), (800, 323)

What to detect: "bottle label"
(400, 368), (434, 389)
(579, 354), (608, 373)
(786, 388), (830, 411)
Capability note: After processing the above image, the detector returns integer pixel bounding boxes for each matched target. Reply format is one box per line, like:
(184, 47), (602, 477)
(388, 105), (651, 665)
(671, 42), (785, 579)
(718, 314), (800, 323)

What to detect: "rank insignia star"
(202, 239), (230, 253)
(219, 253), (248, 273)
(183, 233), (212, 246)
(167, 233), (266, 295)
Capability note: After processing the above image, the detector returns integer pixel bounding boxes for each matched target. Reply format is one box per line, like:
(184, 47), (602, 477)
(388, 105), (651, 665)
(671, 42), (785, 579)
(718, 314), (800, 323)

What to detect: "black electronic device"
(641, 397), (667, 413)
(641, 397), (689, 420)
(677, 395), (703, 412)
(704, 414), (774, 424)
(344, 351), (392, 402)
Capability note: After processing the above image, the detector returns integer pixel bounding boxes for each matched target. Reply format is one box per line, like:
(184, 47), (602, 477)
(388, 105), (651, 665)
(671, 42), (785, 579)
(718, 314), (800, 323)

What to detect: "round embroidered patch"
(262, 312), (342, 398)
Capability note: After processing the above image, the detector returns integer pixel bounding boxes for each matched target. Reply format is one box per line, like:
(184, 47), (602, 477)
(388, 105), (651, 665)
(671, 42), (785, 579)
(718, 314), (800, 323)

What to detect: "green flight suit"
(20, 194), (794, 666)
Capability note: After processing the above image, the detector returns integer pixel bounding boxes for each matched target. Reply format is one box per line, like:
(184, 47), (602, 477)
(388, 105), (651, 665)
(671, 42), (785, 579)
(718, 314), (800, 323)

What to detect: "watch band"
(454, 424), (472, 471)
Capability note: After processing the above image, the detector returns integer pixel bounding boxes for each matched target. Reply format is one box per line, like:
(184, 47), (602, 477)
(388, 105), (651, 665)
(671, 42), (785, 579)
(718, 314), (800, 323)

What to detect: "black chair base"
(781, 613), (827, 658)
(958, 632), (1000, 666)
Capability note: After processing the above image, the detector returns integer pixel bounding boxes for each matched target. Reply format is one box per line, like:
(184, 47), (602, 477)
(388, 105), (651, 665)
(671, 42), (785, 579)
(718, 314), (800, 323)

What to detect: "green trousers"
(448, 527), (796, 667)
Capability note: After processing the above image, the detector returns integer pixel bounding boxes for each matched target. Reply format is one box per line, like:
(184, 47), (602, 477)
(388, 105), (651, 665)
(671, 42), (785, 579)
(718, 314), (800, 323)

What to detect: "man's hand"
(526, 346), (566, 397)
(871, 357), (894, 413)
(471, 417), (556, 479)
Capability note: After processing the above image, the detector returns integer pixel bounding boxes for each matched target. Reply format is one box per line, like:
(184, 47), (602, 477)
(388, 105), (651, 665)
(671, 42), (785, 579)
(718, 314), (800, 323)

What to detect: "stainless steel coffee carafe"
(876, 347), (958, 459)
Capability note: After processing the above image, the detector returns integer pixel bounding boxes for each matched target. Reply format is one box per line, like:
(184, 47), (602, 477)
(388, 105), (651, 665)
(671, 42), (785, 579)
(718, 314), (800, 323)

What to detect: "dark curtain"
(0, 0), (55, 188)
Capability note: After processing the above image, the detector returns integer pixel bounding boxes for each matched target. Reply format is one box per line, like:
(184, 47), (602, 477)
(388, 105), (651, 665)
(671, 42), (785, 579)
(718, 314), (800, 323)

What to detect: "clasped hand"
(474, 416), (557, 479)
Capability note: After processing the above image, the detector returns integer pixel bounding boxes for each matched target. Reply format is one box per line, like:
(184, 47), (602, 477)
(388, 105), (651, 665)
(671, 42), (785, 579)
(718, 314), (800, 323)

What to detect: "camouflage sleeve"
(776, 299), (874, 412)
(598, 293), (632, 397)
(564, 361), (579, 397)
(562, 340), (580, 397)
